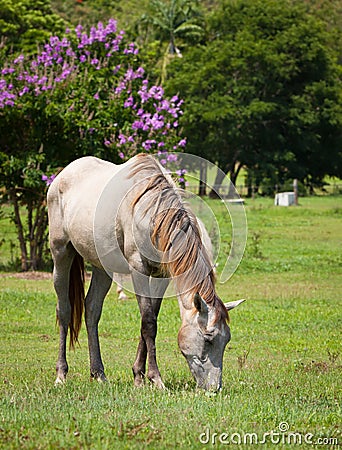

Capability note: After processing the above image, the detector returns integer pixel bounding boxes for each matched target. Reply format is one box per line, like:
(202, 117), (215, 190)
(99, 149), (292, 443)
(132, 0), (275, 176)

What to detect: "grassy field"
(0, 196), (341, 449)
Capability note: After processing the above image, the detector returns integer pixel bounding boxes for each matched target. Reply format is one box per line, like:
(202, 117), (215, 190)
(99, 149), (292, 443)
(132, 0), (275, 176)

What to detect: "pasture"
(0, 196), (341, 449)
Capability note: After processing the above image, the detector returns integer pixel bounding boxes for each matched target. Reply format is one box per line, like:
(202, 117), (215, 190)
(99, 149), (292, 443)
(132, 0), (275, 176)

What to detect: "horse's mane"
(130, 154), (228, 322)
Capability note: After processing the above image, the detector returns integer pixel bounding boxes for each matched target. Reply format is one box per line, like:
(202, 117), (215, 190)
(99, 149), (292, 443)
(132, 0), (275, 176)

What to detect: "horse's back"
(48, 156), (115, 199)
(48, 157), (125, 263)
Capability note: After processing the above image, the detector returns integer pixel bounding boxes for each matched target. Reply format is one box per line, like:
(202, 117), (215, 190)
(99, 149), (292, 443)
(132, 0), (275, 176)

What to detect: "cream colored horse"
(48, 154), (244, 390)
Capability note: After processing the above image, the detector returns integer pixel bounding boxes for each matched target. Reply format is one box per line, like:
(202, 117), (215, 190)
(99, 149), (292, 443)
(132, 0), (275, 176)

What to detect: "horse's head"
(178, 293), (244, 391)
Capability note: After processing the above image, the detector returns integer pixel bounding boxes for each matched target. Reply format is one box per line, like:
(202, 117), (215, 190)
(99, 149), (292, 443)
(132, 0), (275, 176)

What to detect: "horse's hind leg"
(53, 242), (76, 384)
(85, 267), (112, 382)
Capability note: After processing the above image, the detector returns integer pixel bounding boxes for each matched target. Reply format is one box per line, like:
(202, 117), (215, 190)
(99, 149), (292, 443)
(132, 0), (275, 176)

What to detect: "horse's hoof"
(97, 376), (108, 383)
(91, 372), (107, 383)
(54, 376), (66, 386)
(150, 377), (166, 390)
(134, 374), (145, 387)
(118, 291), (128, 300)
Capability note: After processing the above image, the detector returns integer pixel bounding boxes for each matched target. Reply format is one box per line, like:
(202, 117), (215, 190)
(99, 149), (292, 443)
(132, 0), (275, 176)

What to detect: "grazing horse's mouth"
(185, 355), (222, 391)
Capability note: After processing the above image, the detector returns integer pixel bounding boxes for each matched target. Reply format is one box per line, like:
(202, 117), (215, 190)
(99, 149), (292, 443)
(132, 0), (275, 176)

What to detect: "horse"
(114, 217), (214, 301)
(47, 154), (244, 390)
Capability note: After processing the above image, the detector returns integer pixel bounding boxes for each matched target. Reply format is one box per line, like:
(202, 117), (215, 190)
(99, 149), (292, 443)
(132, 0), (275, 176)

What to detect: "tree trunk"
(9, 189), (48, 271)
(10, 189), (28, 271)
(209, 161), (244, 199)
(198, 160), (207, 196)
(229, 162), (243, 187)
(35, 202), (48, 269)
(29, 200), (48, 270)
(209, 166), (228, 199)
(229, 162), (244, 197)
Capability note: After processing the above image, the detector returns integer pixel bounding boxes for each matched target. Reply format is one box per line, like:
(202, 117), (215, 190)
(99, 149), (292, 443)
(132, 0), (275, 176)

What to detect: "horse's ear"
(224, 299), (245, 311)
(194, 293), (208, 313)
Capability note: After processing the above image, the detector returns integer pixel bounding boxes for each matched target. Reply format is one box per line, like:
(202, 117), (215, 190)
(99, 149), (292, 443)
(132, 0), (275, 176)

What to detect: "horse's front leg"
(136, 296), (165, 388)
(132, 276), (168, 389)
(132, 296), (163, 387)
(85, 267), (112, 382)
(132, 333), (147, 387)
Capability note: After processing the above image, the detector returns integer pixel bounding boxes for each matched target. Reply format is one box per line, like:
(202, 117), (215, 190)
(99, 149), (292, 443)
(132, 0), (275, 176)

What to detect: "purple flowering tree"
(0, 19), (185, 270)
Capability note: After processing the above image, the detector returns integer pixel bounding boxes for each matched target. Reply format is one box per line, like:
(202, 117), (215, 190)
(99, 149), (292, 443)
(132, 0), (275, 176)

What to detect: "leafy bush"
(0, 19), (185, 269)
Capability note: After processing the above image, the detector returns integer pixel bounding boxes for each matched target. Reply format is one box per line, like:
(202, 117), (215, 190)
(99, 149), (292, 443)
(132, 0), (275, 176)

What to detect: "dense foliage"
(0, 0), (67, 57)
(0, 19), (184, 269)
(166, 0), (342, 193)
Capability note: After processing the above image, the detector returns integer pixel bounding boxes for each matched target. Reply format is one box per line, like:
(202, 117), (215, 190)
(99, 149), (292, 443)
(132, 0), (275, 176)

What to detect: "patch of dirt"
(0, 271), (52, 280)
(0, 270), (94, 280)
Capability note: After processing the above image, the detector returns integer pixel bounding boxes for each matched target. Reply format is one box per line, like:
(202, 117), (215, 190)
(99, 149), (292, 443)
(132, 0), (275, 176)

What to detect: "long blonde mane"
(130, 154), (228, 321)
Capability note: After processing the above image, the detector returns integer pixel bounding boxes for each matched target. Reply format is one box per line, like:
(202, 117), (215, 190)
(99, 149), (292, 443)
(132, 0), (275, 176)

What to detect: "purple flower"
(176, 169), (187, 176)
(113, 64), (121, 74)
(13, 55), (24, 64)
(19, 86), (29, 97)
(124, 96), (134, 108)
(75, 24), (83, 38)
(167, 154), (178, 162)
(135, 67), (145, 78)
(149, 85), (164, 101)
(93, 92), (100, 100)
(178, 138), (187, 147)
(142, 142), (151, 150)
(118, 134), (126, 145)
(132, 120), (144, 130)
(119, 152), (125, 159)
(115, 81), (126, 94)
(160, 99), (170, 111)
(139, 91), (150, 103)
(151, 114), (164, 130)
(42, 174), (56, 186)
(1, 67), (15, 75)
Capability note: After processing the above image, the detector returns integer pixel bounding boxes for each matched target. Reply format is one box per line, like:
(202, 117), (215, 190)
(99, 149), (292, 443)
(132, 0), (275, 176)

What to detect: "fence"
(185, 183), (342, 198)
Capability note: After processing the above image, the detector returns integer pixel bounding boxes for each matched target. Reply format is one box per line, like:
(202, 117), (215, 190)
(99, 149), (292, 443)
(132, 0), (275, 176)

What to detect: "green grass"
(1, 196), (341, 449)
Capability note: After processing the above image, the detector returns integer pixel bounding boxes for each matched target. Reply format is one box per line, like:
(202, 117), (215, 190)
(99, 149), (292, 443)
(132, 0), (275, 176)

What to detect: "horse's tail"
(69, 252), (85, 350)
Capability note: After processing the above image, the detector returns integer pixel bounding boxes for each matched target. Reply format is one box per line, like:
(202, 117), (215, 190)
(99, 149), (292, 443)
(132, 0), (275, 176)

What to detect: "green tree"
(166, 0), (342, 195)
(0, 0), (66, 56)
(136, 0), (205, 82)
(51, 0), (149, 30)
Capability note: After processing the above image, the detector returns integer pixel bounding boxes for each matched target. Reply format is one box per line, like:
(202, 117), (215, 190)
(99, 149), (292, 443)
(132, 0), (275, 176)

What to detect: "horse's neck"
(177, 293), (192, 318)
